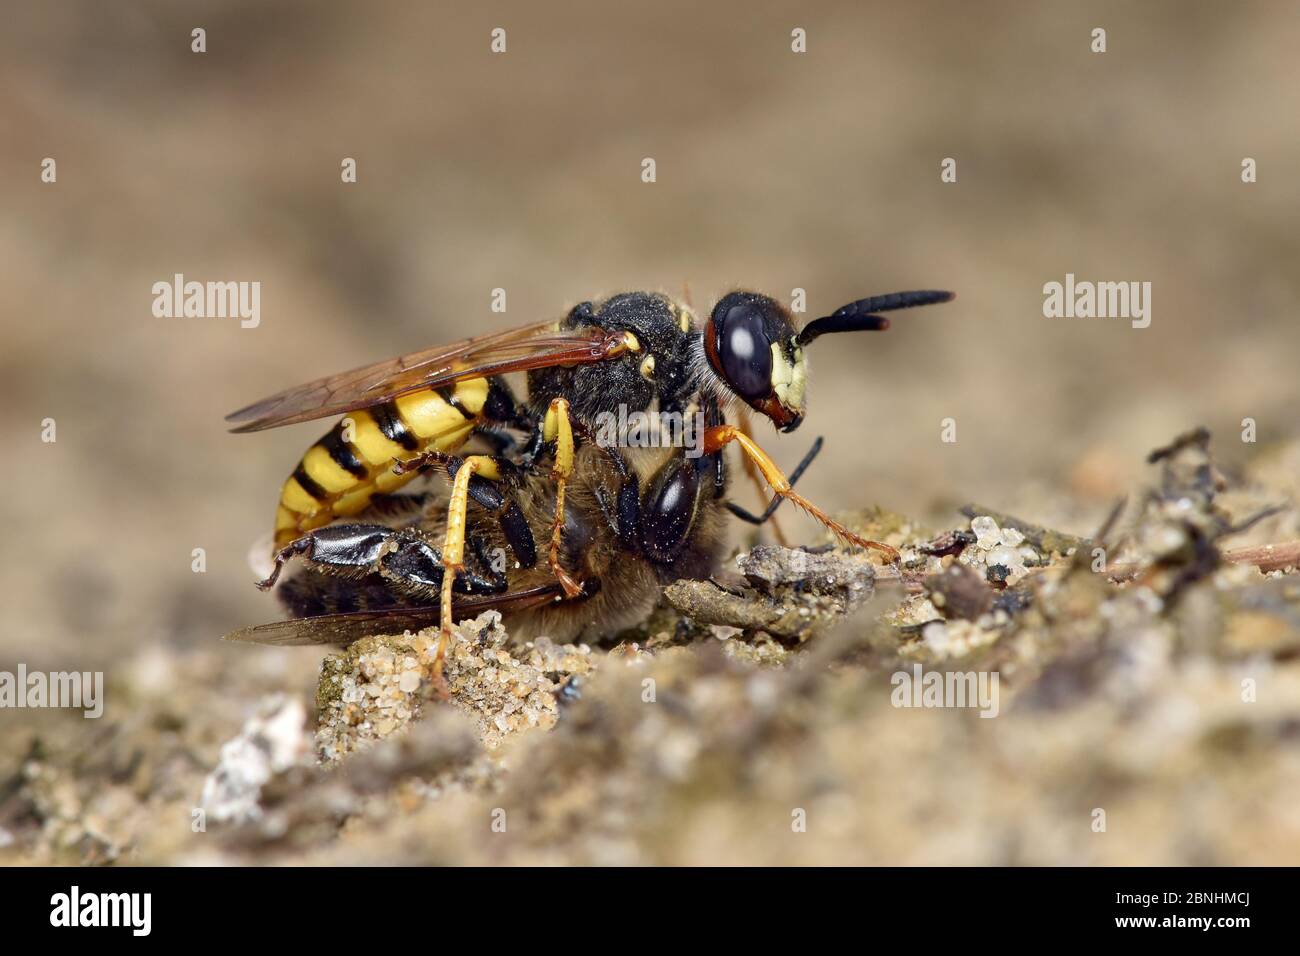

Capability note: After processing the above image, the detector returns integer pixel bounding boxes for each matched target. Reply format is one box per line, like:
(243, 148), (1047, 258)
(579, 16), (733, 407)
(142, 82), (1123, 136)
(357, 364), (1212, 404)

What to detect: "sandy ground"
(1, 1), (1298, 865)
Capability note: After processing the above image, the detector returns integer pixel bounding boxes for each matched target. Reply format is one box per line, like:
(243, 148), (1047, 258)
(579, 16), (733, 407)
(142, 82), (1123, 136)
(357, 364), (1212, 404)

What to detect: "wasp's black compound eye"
(711, 295), (774, 402)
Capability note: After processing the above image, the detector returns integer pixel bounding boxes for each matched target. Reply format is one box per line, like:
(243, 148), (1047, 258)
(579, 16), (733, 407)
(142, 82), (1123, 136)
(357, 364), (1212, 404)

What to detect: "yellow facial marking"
(769, 343), (792, 387)
(772, 345), (807, 412)
(639, 353), (656, 380)
(622, 331), (641, 352)
(788, 348), (807, 408)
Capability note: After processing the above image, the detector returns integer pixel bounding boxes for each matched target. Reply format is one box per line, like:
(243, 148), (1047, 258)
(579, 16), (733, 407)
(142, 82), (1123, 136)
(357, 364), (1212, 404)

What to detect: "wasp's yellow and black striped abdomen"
(274, 377), (489, 546)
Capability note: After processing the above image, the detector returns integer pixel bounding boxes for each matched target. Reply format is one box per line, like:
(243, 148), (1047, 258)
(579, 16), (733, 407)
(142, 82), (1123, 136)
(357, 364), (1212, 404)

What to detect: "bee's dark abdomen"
(277, 571), (418, 618)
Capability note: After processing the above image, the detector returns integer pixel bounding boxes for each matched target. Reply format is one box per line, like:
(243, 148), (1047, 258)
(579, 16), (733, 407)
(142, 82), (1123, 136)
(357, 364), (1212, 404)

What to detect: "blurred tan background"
(3, 0), (1298, 673)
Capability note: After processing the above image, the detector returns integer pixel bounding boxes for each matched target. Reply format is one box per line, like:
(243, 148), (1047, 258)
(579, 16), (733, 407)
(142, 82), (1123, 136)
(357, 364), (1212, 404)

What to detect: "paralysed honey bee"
(223, 288), (955, 671)
(228, 441), (727, 646)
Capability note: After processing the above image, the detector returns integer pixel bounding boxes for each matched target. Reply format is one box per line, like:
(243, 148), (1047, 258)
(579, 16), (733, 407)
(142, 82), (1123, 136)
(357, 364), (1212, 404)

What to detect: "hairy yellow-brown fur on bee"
(463, 445), (724, 642)
(274, 378), (488, 547)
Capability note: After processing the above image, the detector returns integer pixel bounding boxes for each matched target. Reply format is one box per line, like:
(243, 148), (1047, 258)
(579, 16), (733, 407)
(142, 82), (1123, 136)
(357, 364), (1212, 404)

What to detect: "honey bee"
(227, 442), (723, 646)
(224, 289), (954, 668)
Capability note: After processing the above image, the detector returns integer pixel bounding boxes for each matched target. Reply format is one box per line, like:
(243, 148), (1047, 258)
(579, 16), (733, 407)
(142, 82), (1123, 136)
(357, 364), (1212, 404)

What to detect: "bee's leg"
(516, 416), (547, 469)
(258, 525), (417, 592)
(702, 426), (899, 562)
(589, 445), (642, 553)
(255, 522), (502, 595)
(457, 466), (538, 570)
(383, 531), (504, 596)
(727, 436), (824, 526)
(542, 397), (585, 599)
(257, 535), (320, 591)
(390, 445), (538, 573)
(390, 447), (444, 476)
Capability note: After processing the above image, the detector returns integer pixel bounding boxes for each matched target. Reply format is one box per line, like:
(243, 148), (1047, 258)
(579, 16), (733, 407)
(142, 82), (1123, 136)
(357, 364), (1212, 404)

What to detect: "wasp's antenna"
(797, 290), (955, 346)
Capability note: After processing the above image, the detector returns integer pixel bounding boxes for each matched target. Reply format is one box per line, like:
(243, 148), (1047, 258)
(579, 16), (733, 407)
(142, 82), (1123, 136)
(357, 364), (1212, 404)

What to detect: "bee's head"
(704, 292), (807, 432)
(704, 288), (955, 433)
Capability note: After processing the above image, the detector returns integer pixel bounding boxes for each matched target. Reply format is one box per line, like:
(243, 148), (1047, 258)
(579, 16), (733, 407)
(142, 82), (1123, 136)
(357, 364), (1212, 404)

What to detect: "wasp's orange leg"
(703, 425), (900, 562)
(727, 435), (824, 529)
(736, 407), (791, 547)
(542, 397), (585, 599)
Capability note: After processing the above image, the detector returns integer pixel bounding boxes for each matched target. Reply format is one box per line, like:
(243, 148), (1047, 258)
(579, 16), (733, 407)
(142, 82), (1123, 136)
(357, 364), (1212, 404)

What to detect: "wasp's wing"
(225, 320), (626, 433)
(222, 583), (570, 647)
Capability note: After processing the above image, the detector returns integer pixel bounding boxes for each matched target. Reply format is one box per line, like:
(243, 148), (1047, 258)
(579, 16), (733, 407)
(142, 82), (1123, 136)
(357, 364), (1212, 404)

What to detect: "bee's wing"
(222, 584), (570, 647)
(225, 320), (628, 433)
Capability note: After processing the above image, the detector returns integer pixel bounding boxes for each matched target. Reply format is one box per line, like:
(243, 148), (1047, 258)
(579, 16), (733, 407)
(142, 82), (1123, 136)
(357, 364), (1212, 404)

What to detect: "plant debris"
(663, 544), (880, 640)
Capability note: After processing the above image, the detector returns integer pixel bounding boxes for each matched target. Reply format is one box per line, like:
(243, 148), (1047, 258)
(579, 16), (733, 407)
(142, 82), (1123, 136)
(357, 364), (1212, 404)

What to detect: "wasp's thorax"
(703, 291), (807, 432)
